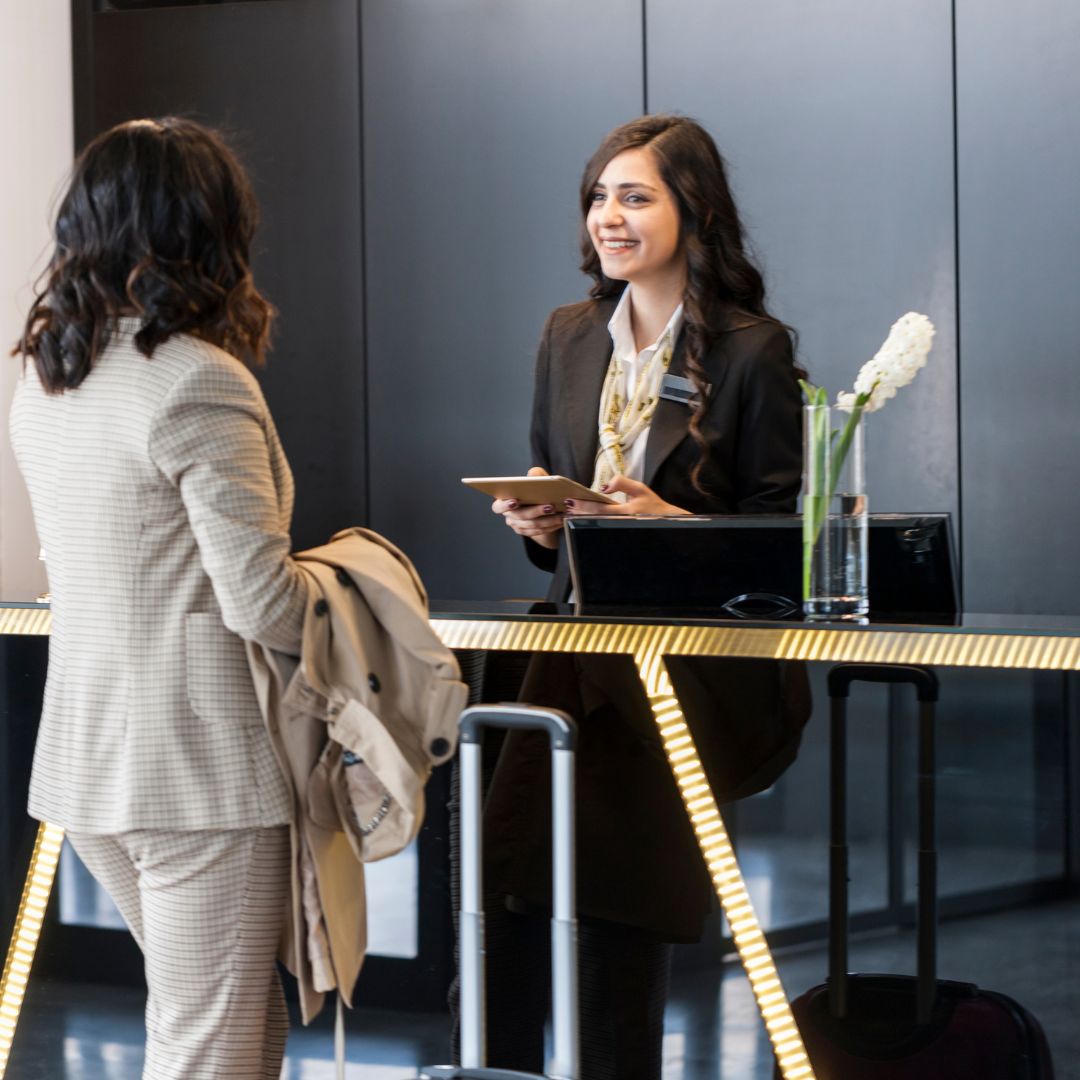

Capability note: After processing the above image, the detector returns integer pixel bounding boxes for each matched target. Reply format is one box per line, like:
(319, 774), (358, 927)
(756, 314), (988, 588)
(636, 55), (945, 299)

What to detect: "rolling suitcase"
(780, 663), (1054, 1078)
(421, 703), (579, 1080)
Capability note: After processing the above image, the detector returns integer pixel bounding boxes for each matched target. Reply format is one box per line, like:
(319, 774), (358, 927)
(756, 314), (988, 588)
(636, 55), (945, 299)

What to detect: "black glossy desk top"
(427, 599), (1080, 637)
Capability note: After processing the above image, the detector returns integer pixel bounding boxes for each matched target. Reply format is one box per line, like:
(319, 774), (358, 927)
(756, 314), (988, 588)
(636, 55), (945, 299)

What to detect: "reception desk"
(3, 600), (1079, 1079)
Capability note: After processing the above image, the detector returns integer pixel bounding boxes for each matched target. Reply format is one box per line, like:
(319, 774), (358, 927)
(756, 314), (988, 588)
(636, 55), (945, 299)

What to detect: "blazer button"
(335, 567), (351, 587)
(430, 737), (451, 758)
(314, 599), (329, 616)
(368, 673), (381, 693)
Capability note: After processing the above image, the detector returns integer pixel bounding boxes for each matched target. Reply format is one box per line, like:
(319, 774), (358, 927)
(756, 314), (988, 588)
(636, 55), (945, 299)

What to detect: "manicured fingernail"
(599, 484), (610, 493)
(506, 500), (519, 509)
(542, 505), (555, 514)
(564, 499), (576, 508)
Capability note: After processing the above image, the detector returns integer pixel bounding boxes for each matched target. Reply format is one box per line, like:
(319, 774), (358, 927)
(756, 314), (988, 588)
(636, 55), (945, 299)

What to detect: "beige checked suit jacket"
(9, 320), (309, 832)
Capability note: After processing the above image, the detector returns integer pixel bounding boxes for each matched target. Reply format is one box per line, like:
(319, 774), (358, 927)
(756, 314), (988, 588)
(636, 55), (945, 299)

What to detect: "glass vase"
(802, 404), (868, 619)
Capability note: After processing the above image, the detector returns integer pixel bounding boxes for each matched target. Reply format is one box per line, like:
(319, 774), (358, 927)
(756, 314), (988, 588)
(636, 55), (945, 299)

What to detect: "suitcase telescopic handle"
(457, 704), (579, 1080)
(827, 663), (939, 702)
(459, 704), (577, 749)
(827, 663), (939, 1027)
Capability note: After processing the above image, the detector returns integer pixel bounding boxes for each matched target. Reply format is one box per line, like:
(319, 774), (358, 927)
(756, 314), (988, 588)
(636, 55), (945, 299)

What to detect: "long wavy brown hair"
(15, 117), (274, 393)
(579, 114), (801, 493)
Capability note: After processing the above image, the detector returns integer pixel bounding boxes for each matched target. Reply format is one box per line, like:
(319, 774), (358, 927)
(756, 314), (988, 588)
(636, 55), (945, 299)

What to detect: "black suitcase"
(780, 663), (1055, 1079)
(420, 704), (579, 1080)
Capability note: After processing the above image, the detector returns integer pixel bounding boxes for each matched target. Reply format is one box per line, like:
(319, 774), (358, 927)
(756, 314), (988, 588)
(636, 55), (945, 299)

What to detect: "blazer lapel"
(644, 330), (692, 487)
(560, 308), (615, 484)
(644, 328), (733, 487)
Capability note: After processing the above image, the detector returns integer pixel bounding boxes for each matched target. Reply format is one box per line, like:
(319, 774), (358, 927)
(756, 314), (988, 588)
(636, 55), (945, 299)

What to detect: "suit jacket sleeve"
(731, 324), (803, 513)
(524, 310), (560, 573)
(149, 357), (309, 652)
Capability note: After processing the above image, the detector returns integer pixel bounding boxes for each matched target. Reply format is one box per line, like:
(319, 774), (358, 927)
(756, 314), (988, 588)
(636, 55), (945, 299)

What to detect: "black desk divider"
(565, 513), (959, 621)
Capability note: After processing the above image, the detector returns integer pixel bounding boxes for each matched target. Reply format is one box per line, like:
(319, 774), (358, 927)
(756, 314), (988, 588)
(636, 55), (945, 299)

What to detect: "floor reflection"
(62, 1037), (141, 1080)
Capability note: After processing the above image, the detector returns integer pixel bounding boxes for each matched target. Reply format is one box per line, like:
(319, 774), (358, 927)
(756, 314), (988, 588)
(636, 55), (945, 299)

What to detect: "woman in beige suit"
(10, 118), (308, 1079)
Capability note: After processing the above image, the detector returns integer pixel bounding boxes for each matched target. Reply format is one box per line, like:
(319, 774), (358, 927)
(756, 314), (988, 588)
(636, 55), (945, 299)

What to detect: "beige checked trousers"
(68, 827), (291, 1080)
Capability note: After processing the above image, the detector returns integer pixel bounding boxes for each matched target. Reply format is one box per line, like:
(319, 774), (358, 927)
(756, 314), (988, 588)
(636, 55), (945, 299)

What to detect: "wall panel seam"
(951, 0), (964, 604)
(641, 0), (648, 114)
(357, 0), (371, 526)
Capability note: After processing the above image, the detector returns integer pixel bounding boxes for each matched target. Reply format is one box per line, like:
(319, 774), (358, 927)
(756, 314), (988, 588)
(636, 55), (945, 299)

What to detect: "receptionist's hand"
(563, 475), (691, 518)
(492, 466), (564, 550)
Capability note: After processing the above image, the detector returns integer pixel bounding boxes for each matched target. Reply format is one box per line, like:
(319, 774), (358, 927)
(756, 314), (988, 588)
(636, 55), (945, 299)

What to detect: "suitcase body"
(782, 664), (1055, 1079)
(420, 704), (579, 1080)
(794, 974), (1053, 1079)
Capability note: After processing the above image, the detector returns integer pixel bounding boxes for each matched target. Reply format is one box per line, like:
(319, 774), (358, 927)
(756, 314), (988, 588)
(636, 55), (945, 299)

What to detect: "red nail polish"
(542, 505), (555, 514)
(599, 484), (610, 493)
(564, 499), (576, 508)
(506, 500), (519, 509)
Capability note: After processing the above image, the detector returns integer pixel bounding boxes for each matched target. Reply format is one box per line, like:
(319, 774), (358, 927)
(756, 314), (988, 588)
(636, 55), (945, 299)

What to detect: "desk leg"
(632, 646), (814, 1080)
(0, 821), (65, 1079)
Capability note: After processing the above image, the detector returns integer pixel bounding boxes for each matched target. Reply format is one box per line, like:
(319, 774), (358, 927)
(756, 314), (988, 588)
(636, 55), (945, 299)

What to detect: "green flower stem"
(801, 385), (829, 599)
(829, 399), (868, 496)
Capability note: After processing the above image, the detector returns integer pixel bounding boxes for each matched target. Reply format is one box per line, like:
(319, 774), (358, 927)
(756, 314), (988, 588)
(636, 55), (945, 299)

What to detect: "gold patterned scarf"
(591, 336), (674, 493)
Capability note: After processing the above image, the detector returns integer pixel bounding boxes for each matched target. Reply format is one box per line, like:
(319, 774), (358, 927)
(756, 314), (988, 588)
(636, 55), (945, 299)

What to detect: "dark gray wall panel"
(363, 0), (642, 599)
(79, 0), (365, 550)
(647, 1), (958, 531)
(957, 1), (1080, 614)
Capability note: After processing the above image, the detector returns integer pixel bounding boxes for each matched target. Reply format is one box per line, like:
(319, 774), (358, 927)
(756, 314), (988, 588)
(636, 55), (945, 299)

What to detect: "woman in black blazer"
(483, 115), (805, 1080)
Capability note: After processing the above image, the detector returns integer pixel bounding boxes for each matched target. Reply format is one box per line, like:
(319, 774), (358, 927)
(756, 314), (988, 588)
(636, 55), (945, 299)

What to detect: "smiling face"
(585, 146), (684, 290)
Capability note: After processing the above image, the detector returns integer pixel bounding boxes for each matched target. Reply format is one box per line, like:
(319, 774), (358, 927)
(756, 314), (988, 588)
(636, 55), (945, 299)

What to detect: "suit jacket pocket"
(185, 612), (263, 726)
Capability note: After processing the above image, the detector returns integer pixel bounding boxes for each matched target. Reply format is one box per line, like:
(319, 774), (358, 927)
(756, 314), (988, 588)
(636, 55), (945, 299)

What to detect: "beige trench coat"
(247, 528), (467, 1022)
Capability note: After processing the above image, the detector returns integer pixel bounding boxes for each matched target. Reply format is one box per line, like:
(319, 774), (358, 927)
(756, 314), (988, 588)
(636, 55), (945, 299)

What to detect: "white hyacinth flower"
(837, 311), (935, 413)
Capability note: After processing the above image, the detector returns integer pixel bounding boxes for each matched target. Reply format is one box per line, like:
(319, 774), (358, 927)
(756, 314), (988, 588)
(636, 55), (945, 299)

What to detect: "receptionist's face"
(586, 147), (683, 288)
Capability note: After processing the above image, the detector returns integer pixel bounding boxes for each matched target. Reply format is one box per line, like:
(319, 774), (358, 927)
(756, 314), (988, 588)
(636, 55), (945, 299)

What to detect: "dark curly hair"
(15, 117), (274, 393)
(579, 114), (801, 492)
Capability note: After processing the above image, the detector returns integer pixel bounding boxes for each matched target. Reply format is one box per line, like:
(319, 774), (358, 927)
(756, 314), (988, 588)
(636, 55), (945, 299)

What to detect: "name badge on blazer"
(659, 373), (708, 407)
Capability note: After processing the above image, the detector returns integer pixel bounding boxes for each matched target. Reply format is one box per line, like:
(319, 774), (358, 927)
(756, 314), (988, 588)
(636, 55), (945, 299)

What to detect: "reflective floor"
(9, 897), (1080, 1079)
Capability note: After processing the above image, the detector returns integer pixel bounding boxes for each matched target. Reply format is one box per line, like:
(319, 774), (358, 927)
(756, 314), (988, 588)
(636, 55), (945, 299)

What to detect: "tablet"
(462, 475), (616, 505)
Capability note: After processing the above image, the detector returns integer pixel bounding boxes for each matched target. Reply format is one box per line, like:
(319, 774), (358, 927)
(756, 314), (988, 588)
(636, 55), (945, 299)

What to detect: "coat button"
(314, 599), (329, 616)
(335, 567), (351, 587)
(430, 737), (450, 757)
(368, 673), (381, 693)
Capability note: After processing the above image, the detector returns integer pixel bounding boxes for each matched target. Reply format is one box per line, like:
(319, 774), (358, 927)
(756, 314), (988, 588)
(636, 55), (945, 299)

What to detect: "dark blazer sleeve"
(524, 310), (559, 573)
(731, 323), (803, 513)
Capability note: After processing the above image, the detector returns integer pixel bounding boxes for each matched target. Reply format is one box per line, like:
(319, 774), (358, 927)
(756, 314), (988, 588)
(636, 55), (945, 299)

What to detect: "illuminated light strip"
(0, 608), (50, 637)
(9, 605), (1068, 670)
(430, 617), (1080, 672)
(0, 822), (65, 1079)
(631, 641), (815, 1080)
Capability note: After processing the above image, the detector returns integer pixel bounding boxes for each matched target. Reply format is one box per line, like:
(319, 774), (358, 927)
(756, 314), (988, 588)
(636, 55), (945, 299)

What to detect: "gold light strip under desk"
(6, 610), (1080, 669)
(633, 641), (814, 1080)
(432, 618), (1080, 672)
(0, 822), (65, 1079)
(0, 609), (50, 637)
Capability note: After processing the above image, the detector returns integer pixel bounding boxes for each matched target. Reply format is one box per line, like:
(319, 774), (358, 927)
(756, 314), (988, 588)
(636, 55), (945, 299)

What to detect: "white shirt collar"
(607, 285), (685, 365)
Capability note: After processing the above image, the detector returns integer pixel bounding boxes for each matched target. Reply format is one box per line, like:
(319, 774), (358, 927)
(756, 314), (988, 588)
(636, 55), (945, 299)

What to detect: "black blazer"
(524, 295), (804, 599)
(484, 296), (809, 941)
